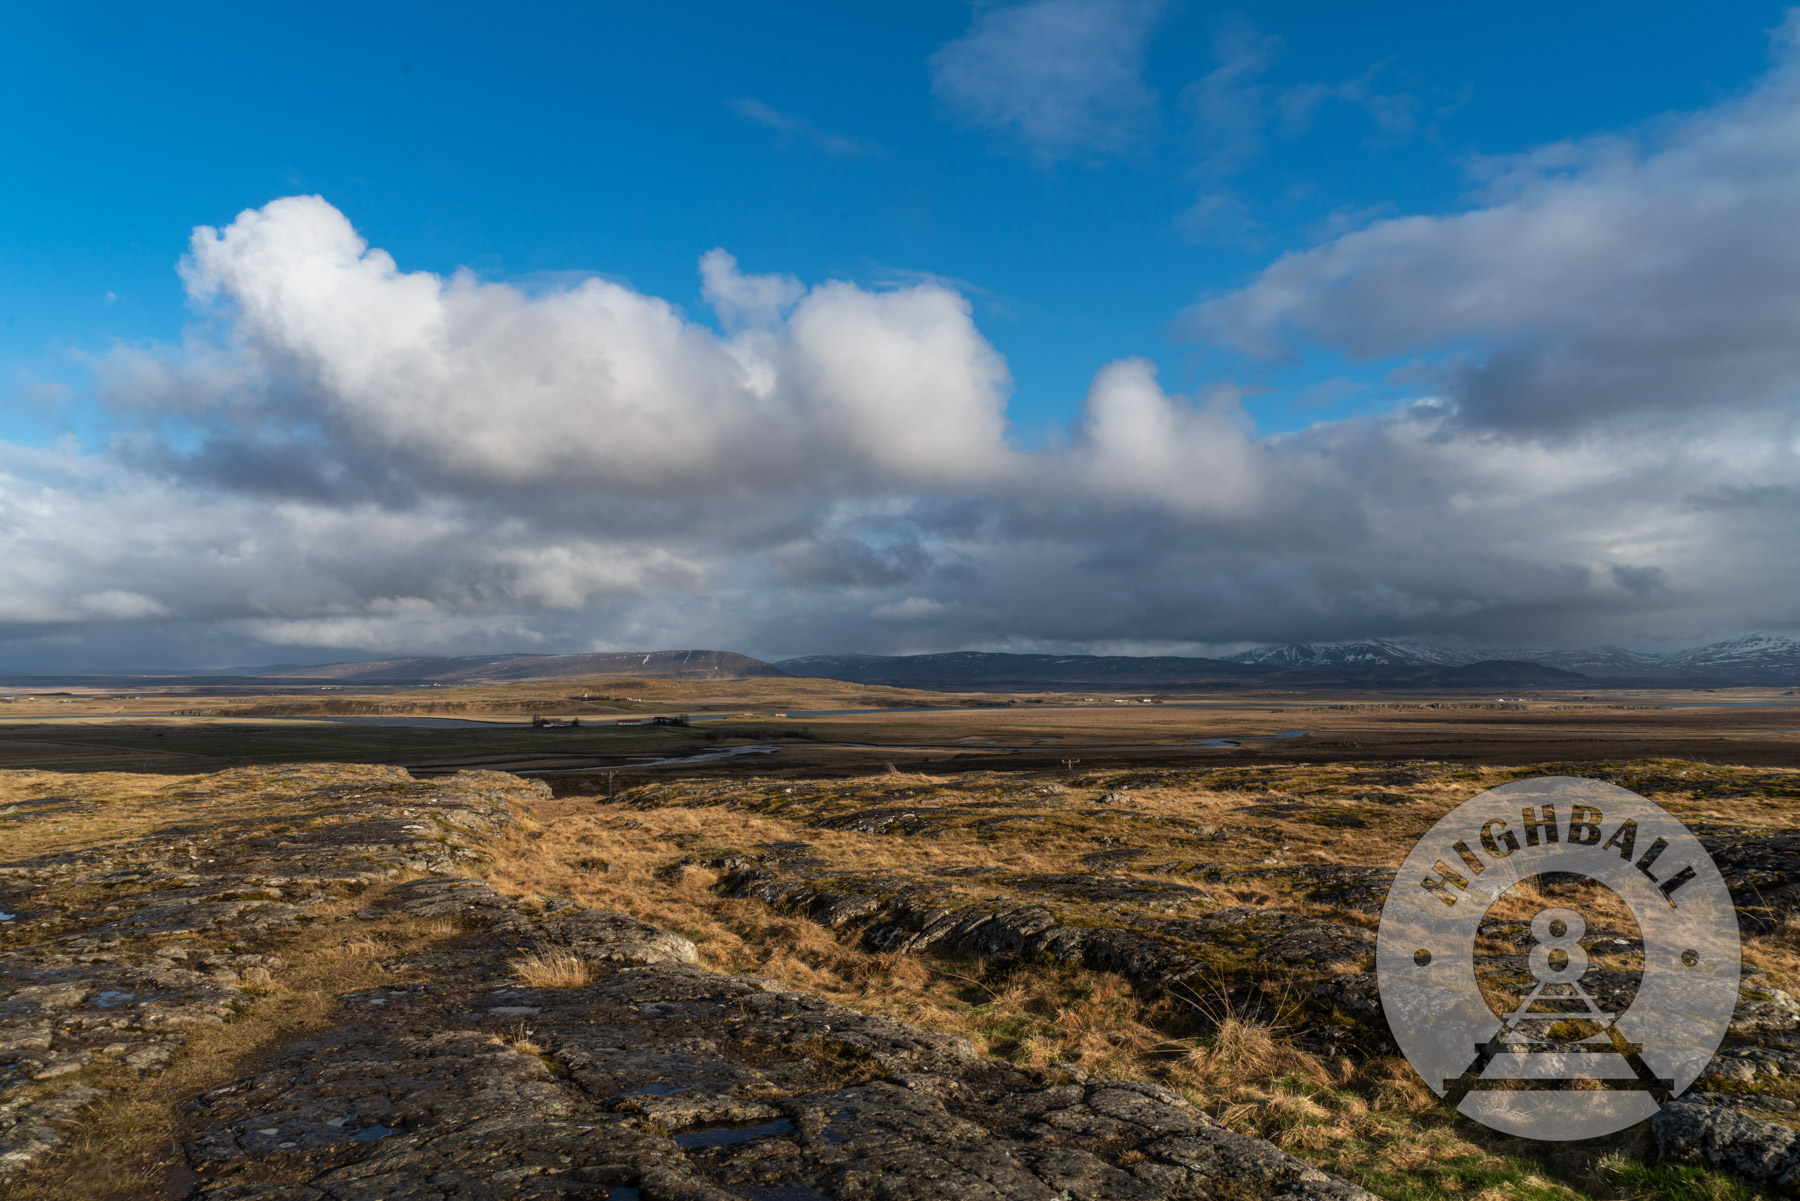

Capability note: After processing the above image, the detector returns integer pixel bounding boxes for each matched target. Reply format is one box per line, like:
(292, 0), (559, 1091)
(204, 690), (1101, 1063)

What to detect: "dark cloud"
(11, 29), (1800, 682)
(1187, 15), (1800, 436)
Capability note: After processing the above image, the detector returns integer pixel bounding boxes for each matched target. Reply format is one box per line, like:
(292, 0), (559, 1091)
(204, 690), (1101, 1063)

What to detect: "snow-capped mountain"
(1225, 636), (1800, 682)
(1225, 640), (1481, 669)
(1665, 635), (1800, 680)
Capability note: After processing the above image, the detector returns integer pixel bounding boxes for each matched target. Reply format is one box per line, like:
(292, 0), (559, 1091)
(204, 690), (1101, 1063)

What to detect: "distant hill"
(247, 650), (788, 684)
(776, 652), (1263, 690)
(1277, 660), (1590, 688)
(1510, 646), (1688, 678)
(13, 635), (1797, 692)
(774, 651), (1582, 691)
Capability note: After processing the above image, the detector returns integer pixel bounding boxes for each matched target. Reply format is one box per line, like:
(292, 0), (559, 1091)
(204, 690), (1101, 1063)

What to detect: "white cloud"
(75, 590), (169, 621)
(873, 596), (952, 621)
(930, 0), (1165, 161)
(699, 249), (803, 330)
(110, 196), (1014, 499)
(1177, 20), (1422, 240)
(1073, 359), (1264, 518)
(1188, 14), (1800, 434)
(784, 281), (1015, 484)
(1183, 16), (1281, 175)
(1275, 61), (1418, 143)
(731, 97), (882, 157)
(10, 80), (1800, 676)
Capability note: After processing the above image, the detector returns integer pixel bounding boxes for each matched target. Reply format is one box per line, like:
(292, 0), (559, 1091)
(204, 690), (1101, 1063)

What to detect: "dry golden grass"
(208, 674), (1012, 723)
(0, 768), (208, 857)
(483, 796), (1065, 1023)
(9, 755), (1782, 1201)
(479, 786), (1415, 1161)
(1742, 913), (1800, 1000)
(510, 948), (594, 989)
(476, 763), (1800, 1200)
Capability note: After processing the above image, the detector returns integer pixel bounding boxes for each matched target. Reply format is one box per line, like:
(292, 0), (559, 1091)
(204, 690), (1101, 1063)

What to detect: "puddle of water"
(741, 1185), (832, 1201)
(1664, 701), (1800, 709)
(1184, 729), (1311, 747)
(671, 1116), (794, 1149)
(0, 714), (524, 729)
(619, 1082), (688, 1098)
(604, 1190), (641, 1201)
(353, 1124), (393, 1142)
(818, 1110), (853, 1145)
(524, 745), (781, 774)
(783, 706), (953, 717)
(94, 989), (135, 1008)
(323, 716), (520, 728)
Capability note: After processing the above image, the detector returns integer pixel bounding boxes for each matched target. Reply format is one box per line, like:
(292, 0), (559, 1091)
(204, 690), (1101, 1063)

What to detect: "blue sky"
(5, 1), (1784, 444)
(3, 2), (1799, 668)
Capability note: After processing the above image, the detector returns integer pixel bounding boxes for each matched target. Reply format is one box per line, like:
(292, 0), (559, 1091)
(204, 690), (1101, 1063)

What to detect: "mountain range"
(1219, 635), (1800, 682)
(242, 650), (785, 684)
(7, 637), (1798, 691)
(772, 651), (1586, 690)
(770, 636), (1800, 690)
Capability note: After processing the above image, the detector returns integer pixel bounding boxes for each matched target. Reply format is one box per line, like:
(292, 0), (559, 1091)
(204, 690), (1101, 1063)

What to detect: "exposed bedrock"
(710, 854), (1376, 999)
(183, 880), (1378, 1199)
(2, 766), (1378, 1199)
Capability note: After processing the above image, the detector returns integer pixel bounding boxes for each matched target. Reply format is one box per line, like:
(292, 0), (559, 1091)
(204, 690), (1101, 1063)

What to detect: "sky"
(3, 1), (1799, 670)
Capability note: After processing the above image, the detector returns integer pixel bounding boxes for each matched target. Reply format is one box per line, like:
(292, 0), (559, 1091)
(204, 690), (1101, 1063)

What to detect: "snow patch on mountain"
(1225, 640), (1479, 669)
(1226, 636), (1800, 681)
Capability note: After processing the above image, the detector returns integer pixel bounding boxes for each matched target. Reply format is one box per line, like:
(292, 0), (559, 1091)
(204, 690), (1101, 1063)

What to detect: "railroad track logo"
(1377, 776), (1741, 1140)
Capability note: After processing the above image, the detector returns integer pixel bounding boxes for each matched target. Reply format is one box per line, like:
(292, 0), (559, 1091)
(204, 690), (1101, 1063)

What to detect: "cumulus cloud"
(698, 249), (803, 330)
(106, 196), (1013, 501)
(8, 76), (1800, 678)
(1074, 359), (1265, 519)
(930, 0), (1166, 161)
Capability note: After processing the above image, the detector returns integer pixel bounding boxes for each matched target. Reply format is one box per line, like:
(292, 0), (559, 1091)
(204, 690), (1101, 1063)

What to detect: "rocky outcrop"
(182, 909), (1377, 1200)
(708, 852), (1374, 1012)
(1653, 1097), (1800, 1190)
(1, 764), (1379, 1199)
(0, 765), (534, 1172)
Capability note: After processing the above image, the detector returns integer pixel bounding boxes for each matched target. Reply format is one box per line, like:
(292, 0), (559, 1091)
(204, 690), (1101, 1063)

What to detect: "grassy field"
(479, 757), (1800, 1200)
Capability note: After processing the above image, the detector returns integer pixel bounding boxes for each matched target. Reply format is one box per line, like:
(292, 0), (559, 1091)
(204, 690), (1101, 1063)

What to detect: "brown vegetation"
(6, 695), (1798, 1199)
(476, 759), (1800, 1199)
(509, 947), (595, 989)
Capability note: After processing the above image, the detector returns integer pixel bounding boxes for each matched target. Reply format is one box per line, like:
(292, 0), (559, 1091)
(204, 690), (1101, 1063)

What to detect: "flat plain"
(4, 677), (1799, 777)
